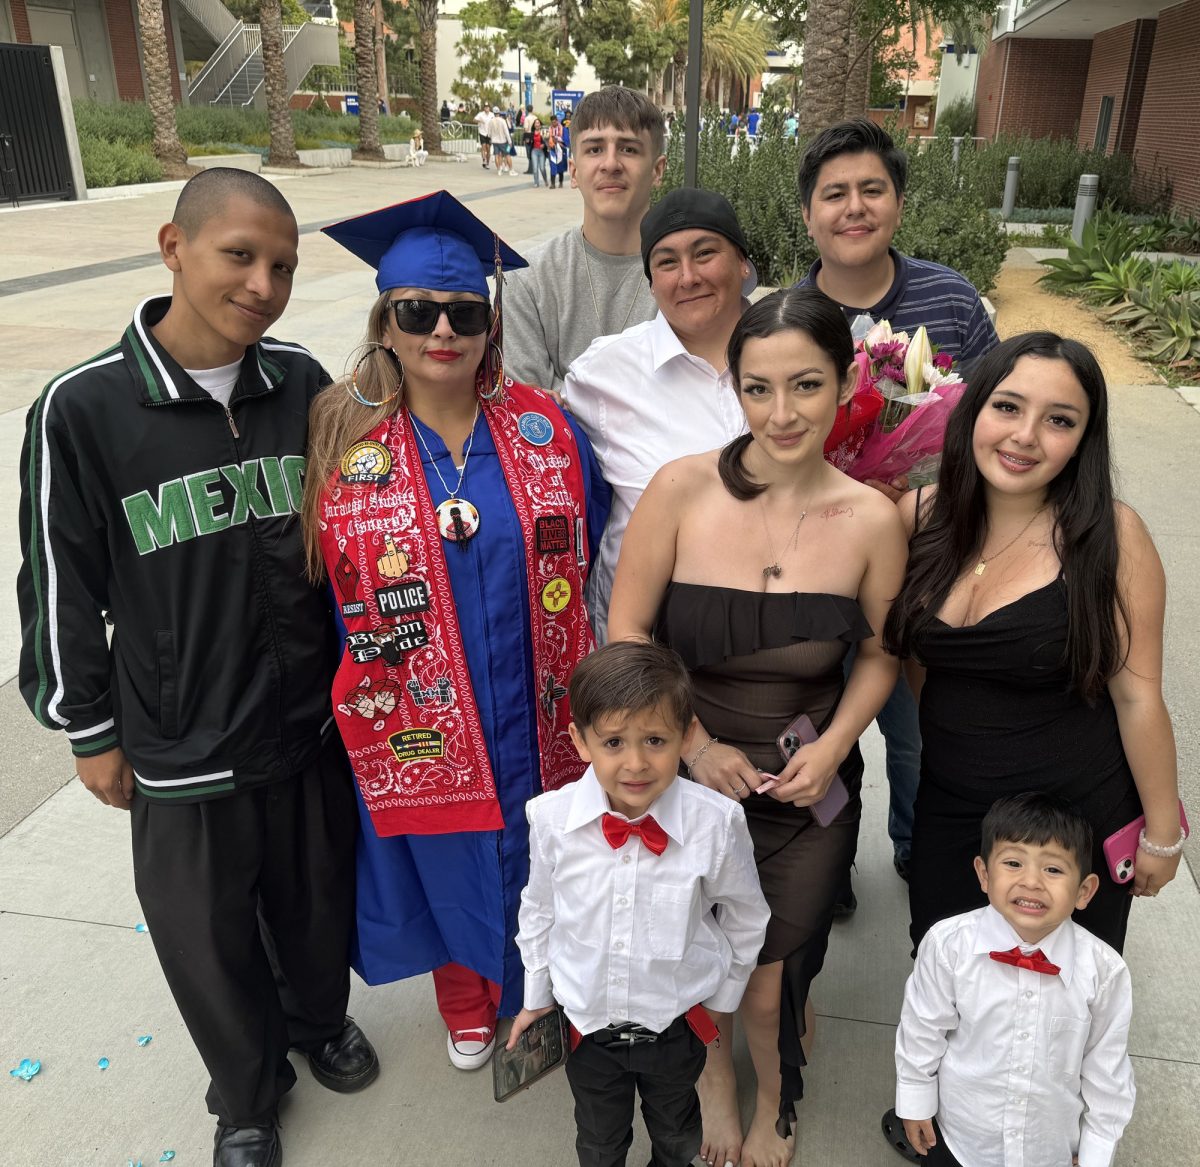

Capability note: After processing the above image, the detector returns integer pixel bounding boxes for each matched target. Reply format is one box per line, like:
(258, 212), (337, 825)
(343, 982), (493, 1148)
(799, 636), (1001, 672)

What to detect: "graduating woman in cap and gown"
(303, 191), (610, 1070)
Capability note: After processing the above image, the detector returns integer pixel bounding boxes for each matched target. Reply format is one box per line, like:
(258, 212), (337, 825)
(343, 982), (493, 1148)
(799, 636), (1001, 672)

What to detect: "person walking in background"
(523, 106), (535, 173)
(489, 106), (514, 177)
(475, 103), (493, 169)
(547, 116), (569, 188)
(527, 116), (548, 188)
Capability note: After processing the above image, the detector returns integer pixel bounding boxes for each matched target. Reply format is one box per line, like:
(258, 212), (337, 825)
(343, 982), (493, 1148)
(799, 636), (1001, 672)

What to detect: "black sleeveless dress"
(908, 577), (1142, 953)
(656, 582), (874, 1133)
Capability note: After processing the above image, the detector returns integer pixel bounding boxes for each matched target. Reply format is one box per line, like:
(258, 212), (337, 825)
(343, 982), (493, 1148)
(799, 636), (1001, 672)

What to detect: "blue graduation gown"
(344, 409), (610, 1016)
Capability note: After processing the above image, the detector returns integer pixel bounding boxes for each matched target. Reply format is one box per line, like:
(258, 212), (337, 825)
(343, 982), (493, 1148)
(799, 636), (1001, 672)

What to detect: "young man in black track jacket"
(17, 169), (378, 1167)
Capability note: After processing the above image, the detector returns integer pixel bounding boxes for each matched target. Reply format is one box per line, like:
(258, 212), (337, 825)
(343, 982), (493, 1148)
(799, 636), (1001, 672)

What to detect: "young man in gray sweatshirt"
(503, 87), (667, 396)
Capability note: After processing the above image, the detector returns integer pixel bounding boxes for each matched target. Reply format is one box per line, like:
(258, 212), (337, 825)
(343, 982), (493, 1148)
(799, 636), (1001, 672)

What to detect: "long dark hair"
(718, 286), (855, 500)
(883, 332), (1127, 701)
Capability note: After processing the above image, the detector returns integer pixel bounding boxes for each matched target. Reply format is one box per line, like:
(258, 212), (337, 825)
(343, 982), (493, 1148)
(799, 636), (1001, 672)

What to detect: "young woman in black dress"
(607, 288), (907, 1167)
(886, 332), (1183, 956)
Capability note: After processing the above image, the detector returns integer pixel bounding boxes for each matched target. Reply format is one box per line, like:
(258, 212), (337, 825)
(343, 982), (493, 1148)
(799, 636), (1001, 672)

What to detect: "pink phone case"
(1102, 800), (1189, 884)
(773, 714), (850, 828)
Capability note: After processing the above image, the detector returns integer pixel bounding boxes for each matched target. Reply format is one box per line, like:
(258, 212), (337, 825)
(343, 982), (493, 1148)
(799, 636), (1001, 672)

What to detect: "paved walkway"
(1, 168), (1197, 1166)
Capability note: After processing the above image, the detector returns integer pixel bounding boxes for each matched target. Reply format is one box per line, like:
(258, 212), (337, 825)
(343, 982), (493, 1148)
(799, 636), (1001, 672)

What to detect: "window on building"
(1094, 96), (1114, 152)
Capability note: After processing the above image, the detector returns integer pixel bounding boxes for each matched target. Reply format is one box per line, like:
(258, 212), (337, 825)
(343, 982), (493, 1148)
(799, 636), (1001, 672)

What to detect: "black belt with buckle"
(590, 1015), (688, 1047)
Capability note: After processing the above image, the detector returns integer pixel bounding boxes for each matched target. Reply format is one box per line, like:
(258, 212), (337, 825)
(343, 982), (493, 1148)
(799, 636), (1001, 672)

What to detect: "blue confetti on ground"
(98, 1057), (110, 1070)
(9, 1058), (40, 1081)
(136, 1035), (152, 1047)
(159, 1153), (176, 1162)
(134, 923), (148, 933)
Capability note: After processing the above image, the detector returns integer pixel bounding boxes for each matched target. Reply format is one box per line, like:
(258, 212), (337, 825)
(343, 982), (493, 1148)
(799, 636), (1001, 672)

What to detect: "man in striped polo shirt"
(797, 118), (1000, 907)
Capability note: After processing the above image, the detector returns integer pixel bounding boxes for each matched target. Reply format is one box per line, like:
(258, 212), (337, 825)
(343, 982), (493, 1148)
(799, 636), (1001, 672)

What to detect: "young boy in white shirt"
(510, 640), (770, 1167)
(888, 792), (1135, 1167)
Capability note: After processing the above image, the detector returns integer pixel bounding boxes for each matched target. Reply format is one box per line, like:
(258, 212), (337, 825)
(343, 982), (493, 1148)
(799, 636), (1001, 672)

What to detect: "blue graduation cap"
(322, 190), (527, 297)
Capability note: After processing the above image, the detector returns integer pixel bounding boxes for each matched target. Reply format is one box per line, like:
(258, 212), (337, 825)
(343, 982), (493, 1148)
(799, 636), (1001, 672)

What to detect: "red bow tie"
(989, 946), (1060, 976)
(602, 813), (668, 856)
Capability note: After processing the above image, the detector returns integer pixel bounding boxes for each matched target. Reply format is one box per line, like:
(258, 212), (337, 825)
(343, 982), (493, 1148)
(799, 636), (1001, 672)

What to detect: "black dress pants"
(131, 735), (358, 1126)
(565, 1018), (707, 1167)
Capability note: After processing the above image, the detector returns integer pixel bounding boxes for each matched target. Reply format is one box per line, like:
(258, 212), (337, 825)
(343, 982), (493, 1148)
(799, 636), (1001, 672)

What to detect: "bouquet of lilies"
(824, 321), (966, 487)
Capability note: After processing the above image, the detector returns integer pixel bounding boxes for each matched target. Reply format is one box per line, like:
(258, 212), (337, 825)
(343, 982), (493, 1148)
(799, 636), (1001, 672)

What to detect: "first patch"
(340, 440), (391, 484)
(535, 515), (571, 555)
(517, 412), (554, 446)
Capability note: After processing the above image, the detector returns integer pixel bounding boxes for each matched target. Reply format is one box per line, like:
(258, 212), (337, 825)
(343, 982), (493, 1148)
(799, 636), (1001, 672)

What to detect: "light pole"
(684, 0), (703, 187)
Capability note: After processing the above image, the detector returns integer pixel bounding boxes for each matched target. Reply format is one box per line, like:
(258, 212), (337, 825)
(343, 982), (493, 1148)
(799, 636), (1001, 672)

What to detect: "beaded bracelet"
(685, 735), (718, 776)
(1137, 827), (1187, 858)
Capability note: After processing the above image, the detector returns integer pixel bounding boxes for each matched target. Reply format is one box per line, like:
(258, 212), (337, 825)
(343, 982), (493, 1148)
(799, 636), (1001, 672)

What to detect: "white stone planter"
(296, 147), (352, 167)
(186, 153), (262, 173)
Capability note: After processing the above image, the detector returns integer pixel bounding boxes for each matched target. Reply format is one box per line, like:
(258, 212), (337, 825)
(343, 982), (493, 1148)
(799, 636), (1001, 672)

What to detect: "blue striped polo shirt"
(799, 248), (999, 364)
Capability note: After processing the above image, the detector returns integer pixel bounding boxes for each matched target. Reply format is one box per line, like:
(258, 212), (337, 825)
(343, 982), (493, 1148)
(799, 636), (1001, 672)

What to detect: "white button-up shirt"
(516, 767), (769, 1035)
(895, 906), (1135, 1167)
(563, 312), (748, 640)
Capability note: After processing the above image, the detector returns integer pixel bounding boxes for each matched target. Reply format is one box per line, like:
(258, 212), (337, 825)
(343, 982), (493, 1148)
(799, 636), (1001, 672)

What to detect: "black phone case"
(492, 1007), (570, 1102)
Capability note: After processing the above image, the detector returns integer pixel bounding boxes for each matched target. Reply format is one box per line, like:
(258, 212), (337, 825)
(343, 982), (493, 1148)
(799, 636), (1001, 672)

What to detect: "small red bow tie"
(602, 813), (668, 856)
(989, 946), (1060, 976)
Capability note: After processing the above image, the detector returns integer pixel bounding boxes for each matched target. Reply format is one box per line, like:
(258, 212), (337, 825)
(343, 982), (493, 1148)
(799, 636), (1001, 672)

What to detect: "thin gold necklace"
(581, 237), (643, 335)
(758, 495), (811, 581)
(974, 506), (1046, 576)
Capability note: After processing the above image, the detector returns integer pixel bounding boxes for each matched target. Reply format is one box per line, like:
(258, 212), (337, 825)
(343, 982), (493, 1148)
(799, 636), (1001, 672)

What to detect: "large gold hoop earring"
(346, 342), (403, 408)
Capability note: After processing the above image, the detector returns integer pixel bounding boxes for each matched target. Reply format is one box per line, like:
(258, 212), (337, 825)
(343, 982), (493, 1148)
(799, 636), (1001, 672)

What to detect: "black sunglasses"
(388, 298), (491, 336)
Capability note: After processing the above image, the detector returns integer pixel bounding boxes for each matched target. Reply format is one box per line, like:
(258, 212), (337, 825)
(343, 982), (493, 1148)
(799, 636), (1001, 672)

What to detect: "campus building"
(976, 0), (1200, 212)
(0, 0), (337, 108)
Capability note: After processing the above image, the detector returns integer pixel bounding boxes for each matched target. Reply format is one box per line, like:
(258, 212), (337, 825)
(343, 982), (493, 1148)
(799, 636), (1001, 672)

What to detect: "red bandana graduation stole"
(319, 379), (594, 836)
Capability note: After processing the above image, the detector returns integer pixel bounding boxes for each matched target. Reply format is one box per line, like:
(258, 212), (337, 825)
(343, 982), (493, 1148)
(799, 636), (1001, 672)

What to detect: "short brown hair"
(569, 641), (693, 734)
(571, 86), (666, 159)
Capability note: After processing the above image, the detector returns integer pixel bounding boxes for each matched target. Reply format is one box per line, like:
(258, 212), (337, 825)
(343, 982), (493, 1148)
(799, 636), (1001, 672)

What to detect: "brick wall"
(1076, 19), (1157, 156)
(10, 0), (31, 41)
(1134, 0), (1200, 213)
(975, 37), (1092, 141)
(1077, 21), (1135, 153)
(104, 0), (181, 103)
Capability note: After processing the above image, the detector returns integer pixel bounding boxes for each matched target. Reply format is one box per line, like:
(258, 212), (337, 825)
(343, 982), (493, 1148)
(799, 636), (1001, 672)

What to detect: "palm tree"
(703, 7), (770, 112)
(260, 0), (299, 166)
(412, 0), (442, 155)
(135, 0), (187, 168)
(797, 0), (853, 137)
(354, 0), (384, 159)
(635, 0), (687, 109)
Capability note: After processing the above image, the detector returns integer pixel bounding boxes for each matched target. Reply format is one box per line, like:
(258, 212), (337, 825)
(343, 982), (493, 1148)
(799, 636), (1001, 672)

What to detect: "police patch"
(340, 440), (392, 484)
(535, 515), (571, 555)
(376, 580), (431, 617)
(517, 412), (554, 446)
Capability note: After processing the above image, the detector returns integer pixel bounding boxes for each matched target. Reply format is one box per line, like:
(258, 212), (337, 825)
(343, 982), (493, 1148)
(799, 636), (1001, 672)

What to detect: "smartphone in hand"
(774, 712), (850, 828)
(493, 1007), (569, 1103)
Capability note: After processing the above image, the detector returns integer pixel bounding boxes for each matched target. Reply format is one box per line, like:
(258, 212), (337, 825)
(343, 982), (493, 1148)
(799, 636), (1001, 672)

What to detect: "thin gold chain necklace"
(974, 506), (1047, 576)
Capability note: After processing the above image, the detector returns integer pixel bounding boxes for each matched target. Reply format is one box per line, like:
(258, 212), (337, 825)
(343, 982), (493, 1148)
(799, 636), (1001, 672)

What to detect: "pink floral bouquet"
(824, 321), (966, 487)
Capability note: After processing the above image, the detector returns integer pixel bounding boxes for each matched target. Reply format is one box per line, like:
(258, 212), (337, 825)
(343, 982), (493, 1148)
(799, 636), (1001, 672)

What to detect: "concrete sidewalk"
(1, 170), (1198, 1166)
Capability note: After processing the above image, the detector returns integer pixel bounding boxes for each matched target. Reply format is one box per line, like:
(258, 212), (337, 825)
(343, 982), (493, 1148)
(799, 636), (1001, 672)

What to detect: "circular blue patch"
(517, 411), (554, 446)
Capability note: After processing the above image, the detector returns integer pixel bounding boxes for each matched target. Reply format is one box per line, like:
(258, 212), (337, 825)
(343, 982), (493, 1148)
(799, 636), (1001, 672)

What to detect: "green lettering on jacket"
(122, 455), (304, 555)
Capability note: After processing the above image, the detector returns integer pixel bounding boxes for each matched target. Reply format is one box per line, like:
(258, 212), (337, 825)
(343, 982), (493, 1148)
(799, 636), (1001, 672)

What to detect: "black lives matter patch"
(535, 515), (571, 555)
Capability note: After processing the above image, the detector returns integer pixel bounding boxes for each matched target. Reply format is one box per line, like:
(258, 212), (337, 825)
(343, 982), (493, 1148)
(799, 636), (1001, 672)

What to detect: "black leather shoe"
(213, 1123), (281, 1167)
(297, 1016), (379, 1093)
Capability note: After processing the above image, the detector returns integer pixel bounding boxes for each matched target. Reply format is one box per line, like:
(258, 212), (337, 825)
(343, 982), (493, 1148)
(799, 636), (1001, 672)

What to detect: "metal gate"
(0, 43), (77, 204)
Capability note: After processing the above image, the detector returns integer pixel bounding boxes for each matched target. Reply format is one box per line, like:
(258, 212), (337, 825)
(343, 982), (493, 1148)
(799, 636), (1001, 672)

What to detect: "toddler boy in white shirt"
(510, 640), (769, 1167)
(889, 792), (1135, 1167)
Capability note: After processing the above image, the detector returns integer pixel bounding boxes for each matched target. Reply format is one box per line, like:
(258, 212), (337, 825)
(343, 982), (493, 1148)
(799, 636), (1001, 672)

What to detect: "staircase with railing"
(182, 3), (339, 109)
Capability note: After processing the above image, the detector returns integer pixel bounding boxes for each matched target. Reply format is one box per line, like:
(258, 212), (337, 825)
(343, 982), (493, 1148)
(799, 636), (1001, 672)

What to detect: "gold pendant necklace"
(759, 496), (810, 582)
(974, 506), (1046, 576)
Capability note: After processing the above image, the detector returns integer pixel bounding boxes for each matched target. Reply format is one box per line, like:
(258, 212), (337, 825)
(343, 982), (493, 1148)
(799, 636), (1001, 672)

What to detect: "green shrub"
(895, 135), (1009, 294)
(79, 136), (163, 188)
(73, 99), (153, 146)
(935, 96), (975, 139)
(963, 136), (1171, 214)
(656, 114), (1008, 293)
